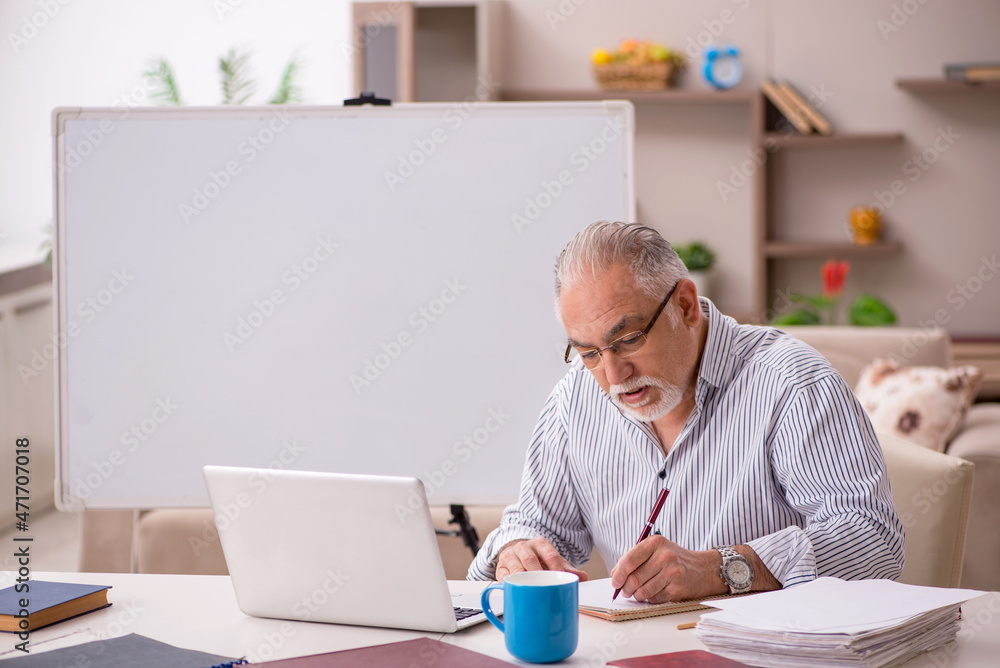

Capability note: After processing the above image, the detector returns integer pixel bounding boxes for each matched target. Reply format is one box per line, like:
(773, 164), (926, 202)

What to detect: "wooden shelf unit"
(763, 241), (902, 259)
(760, 128), (904, 319)
(896, 78), (1000, 94)
(765, 132), (904, 148)
(501, 86), (904, 320)
(351, 1), (503, 103)
(499, 88), (757, 105)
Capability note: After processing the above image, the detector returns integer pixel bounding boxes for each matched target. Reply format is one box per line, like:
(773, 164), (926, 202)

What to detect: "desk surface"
(2, 572), (998, 666)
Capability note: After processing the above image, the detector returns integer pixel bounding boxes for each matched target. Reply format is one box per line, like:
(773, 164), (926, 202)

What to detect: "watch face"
(727, 559), (752, 584)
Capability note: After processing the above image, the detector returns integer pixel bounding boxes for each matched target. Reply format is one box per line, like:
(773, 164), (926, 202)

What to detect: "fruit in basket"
(591, 48), (613, 65)
(649, 44), (670, 62)
(594, 39), (685, 68)
(591, 39), (685, 90)
(618, 38), (639, 55)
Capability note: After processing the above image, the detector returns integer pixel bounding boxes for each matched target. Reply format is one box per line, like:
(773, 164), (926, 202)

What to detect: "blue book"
(0, 581), (112, 632)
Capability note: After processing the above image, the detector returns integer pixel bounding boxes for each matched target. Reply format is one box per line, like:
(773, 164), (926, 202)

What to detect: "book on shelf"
(0, 581), (112, 633)
(944, 62), (1000, 83)
(760, 79), (812, 134)
(777, 81), (833, 135)
(578, 578), (741, 622)
(250, 637), (517, 667)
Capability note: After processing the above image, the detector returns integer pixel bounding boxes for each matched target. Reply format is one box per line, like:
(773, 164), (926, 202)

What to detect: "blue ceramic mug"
(481, 571), (579, 663)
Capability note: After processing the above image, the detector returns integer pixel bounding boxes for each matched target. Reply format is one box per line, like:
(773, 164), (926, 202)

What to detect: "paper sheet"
(578, 578), (659, 610)
(699, 577), (986, 633)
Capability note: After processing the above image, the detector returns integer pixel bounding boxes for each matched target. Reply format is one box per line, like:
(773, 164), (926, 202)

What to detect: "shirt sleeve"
(468, 378), (593, 580)
(753, 373), (905, 587)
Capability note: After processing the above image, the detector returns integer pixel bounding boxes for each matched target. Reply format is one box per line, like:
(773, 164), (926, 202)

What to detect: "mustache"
(610, 376), (659, 395)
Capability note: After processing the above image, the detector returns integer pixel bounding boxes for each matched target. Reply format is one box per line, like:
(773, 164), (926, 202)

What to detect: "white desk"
(2, 572), (998, 666)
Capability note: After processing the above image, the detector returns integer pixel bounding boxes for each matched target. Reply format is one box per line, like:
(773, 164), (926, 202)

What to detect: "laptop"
(202, 465), (493, 633)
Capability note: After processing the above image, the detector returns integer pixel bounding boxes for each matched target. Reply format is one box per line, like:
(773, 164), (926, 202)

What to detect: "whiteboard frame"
(52, 102), (636, 510)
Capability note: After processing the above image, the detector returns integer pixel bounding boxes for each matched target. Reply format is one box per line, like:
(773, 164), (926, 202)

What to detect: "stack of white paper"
(694, 578), (985, 667)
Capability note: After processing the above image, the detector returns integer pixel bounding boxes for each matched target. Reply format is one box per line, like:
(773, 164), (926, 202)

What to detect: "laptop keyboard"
(454, 606), (482, 621)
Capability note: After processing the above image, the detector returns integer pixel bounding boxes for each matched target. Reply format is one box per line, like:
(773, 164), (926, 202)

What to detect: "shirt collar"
(695, 297), (737, 394)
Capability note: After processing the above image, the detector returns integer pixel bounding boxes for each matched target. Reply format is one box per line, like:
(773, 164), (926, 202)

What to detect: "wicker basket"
(593, 61), (677, 91)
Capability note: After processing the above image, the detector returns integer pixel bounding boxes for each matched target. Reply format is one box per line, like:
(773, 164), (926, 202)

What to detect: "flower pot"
(688, 270), (711, 300)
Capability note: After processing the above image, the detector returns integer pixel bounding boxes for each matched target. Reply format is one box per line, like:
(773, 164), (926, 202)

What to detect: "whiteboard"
(52, 102), (635, 509)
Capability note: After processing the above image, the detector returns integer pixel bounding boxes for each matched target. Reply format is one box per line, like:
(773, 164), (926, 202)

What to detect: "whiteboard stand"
(434, 504), (480, 556)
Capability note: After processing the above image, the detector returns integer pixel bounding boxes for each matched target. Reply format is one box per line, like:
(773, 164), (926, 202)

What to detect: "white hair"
(554, 221), (689, 316)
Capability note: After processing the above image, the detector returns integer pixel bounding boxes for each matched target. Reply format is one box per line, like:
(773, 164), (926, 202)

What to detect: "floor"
(0, 506), (82, 574)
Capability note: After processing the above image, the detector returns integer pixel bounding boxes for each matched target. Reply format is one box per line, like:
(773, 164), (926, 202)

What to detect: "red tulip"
(821, 259), (849, 299)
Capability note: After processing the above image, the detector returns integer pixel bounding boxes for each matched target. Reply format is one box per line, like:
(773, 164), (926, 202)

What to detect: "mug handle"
(481, 582), (504, 632)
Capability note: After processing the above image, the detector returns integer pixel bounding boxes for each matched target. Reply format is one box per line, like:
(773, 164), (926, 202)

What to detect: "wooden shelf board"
(896, 78), (1000, 93)
(952, 339), (1000, 401)
(0, 262), (52, 297)
(499, 88), (757, 104)
(763, 241), (903, 258)
(765, 132), (904, 147)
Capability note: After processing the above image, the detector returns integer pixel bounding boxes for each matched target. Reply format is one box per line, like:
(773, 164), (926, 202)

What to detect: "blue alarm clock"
(703, 45), (743, 90)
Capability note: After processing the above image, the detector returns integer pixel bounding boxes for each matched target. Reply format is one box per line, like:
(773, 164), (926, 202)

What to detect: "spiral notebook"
(578, 578), (740, 622)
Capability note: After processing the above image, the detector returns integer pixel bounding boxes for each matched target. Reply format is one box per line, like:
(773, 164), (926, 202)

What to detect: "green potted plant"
(674, 241), (716, 299)
(769, 259), (897, 326)
(143, 46), (303, 106)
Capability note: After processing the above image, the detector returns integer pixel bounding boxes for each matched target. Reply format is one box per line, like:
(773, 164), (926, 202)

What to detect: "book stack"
(693, 578), (985, 668)
(760, 79), (833, 135)
(944, 62), (1000, 83)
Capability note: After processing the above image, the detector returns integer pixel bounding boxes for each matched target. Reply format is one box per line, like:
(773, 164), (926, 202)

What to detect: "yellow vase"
(849, 207), (881, 245)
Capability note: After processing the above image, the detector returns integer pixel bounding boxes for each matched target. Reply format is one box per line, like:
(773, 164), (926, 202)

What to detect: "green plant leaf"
(219, 46), (257, 105)
(674, 242), (716, 271)
(800, 295), (837, 310)
(142, 58), (183, 105)
(849, 294), (897, 327)
(770, 309), (821, 326)
(269, 55), (303, 105)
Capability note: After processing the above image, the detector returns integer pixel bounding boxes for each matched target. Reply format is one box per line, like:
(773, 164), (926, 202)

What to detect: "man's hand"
(495, 537), (590, 582)
(610, 538), (781, 603)
(610, 536), (727, 603)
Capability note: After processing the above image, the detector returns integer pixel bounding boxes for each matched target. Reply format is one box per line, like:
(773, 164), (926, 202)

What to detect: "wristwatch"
(716, 546), (754, 594)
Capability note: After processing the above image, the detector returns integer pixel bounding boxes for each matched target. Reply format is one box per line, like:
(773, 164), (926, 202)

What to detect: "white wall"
(2, 0), (999, 333)
(0, 0), (354, 251)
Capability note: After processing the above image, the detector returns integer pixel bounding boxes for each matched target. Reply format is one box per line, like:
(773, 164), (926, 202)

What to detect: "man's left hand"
(609, 535), (727, 603)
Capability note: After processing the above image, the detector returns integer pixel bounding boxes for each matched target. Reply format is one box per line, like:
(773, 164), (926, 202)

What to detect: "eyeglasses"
(564, 282), (678, 370)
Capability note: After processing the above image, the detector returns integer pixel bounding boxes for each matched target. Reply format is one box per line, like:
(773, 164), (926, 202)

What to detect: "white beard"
(609, 375), (684, 422)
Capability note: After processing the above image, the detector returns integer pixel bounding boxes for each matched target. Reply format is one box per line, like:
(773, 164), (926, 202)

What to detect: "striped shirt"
(469, 298), (904, 585)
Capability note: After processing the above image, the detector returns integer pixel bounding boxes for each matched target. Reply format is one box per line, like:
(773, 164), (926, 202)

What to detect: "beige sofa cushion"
(946, 404), (1000, 591)
(878, 431), (974, 588)
(137, 509), (227, 575)
(857, 359), (982, 451)
(777, 326), (950, 387)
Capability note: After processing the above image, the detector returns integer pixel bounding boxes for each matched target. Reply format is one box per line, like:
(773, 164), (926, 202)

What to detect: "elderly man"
(469, 221), (903, 603)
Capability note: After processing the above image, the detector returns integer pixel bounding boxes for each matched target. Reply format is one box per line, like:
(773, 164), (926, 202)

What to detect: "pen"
(612, 487), (670, 601)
